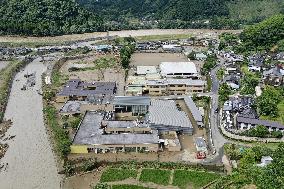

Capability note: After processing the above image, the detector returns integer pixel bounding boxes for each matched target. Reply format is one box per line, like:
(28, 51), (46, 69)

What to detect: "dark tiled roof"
(237, 116), (284, 129)
(57, 79), (116, 96)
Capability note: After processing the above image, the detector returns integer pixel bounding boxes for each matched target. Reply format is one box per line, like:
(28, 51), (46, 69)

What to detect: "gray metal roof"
(148, 99), (193, 129)
(57, 79), (116, 96)
(113, 96), (151, 106)
(184, 97), (203, 123)
(73, 111), (159, 145)
(237, 116), (284, 129)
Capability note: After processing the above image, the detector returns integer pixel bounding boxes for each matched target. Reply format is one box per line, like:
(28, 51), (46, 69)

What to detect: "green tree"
(240, 74), (259, 95)
(218, 83), (231, 104)
(257, 86), (281, 117)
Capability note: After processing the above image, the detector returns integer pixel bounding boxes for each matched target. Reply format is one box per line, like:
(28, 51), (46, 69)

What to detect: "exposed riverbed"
(0, 58), (61, 189)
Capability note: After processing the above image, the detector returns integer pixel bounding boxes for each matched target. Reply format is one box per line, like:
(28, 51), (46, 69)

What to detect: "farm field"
(100, 168), (138, 182)
(92, 166), (221, 189)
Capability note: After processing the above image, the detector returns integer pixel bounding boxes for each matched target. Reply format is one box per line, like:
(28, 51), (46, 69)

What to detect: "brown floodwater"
(0, 57), (61, 189)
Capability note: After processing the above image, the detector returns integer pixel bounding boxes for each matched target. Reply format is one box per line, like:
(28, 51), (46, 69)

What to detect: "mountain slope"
(0, 0), (103, 36)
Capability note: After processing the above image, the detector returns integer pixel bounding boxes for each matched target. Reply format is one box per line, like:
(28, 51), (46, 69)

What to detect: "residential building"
(195, 53), (207, 61)
(162, 44), (182, 53)
(236, 116), (284, 132)
(262, 65), (284, 86)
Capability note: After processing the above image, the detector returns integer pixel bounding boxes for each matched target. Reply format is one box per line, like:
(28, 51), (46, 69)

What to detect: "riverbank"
(0, 58), (61, 189)
(0, 29), (242, 46)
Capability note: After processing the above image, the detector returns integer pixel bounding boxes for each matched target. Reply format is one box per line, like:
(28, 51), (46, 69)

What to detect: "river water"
(0, 58), (61, 189)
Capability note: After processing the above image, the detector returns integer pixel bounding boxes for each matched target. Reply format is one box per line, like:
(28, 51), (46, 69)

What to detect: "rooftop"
(184, 97), (203, 124)
(137, 66), (157, 75)
(146, 79), (205, 86)
(113, 96), (151, 106)
(73, 111), (159, 145)
(148, 99), (193, 129)
(237, 116), (284, 129)
(57, 79), (116, 97)
(160, 62), (198, 76)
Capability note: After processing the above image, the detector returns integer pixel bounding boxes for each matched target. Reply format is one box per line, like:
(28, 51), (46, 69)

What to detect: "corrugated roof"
(113, 96), (151, 106)
(184, 97), (203, 123)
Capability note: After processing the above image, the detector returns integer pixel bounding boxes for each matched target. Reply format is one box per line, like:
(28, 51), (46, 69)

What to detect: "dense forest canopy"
(78, 0), (284, 23)
(241, 14), (284, 49)
(0, 0), (283, 36)
(0, 0), (103, 36)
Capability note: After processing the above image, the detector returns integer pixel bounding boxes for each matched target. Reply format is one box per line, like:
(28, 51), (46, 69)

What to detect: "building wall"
(56, 95), (69, 103)
(70, 143), (159, 154)
(147, 84), (204, 96)
(71, 145), (89, 154)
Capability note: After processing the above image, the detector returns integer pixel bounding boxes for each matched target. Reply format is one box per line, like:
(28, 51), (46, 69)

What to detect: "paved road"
(208, 58), (228, 155)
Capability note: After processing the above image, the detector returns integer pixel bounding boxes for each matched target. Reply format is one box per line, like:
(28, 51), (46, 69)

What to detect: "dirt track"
(0, 29), (242, 44)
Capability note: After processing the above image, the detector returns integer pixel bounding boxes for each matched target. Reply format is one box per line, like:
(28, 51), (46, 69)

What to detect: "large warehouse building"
(160, 62), (198, 78)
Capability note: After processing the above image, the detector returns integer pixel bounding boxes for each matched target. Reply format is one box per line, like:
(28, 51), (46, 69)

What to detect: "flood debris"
(0, 143), (9, 159)
(22, 71), (36, 90)
(0, 120), (12, 138)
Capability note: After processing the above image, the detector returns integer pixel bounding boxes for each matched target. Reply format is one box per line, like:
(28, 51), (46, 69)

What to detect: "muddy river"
(0, 61), (9, 71)
(0, 58), (61, 189)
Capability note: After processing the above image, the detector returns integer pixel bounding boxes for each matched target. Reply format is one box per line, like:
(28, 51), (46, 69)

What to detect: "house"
(262, 65), (284, 86)
(162, 44), (182, 53)
(160, 62), (198, 78)
(225, 65), (241, 75)
(236, 116), (284, 132)
(195, 53), (207, 61)
(224, 75), (241, 89)
(248, 54), (265, 72)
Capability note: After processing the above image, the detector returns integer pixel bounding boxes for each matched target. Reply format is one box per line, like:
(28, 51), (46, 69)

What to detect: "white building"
(160, 62), (198, 78)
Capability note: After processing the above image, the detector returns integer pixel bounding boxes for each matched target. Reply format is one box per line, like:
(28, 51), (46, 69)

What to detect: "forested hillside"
(0, 0), (103, 36)
(78, 0), (284, 30)
(241, 14), (284, 50)
(0, 0), (283, 36)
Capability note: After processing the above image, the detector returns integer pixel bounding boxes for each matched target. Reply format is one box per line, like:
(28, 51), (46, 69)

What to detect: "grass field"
(112, 185), (150, 189)
(139, 169), (171, 186)
(172, 170), (219, 189)
(100, 168), (138, 182)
